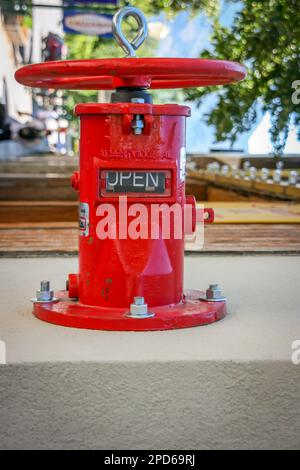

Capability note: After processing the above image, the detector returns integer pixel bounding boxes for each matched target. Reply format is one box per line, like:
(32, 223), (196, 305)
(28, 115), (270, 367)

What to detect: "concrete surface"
(1, 361), (300, 450)
(0, 256), (299, 363)
(0, 255), (300, 449)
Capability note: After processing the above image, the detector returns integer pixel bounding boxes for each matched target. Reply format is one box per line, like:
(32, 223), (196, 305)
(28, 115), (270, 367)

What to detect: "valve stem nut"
(131, 98), (144, 135)
(131, 116), (144, 135)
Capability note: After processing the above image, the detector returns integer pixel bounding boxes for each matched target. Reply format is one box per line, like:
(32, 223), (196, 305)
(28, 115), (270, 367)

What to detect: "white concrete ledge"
(0, 256), (300, 449)
(0, 256), (299, 363)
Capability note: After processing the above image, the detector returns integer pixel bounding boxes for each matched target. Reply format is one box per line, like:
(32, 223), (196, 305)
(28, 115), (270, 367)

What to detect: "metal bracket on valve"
(112, 6), (148, 57)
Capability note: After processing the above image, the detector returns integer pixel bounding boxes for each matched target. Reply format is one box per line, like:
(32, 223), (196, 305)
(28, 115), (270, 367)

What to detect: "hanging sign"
(63, 10), (113, 37)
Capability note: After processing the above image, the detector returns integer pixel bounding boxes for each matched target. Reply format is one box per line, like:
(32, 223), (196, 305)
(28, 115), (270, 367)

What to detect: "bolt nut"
(127, 296), (155, 319)
(32, 280), (57, 303)
(36, 289), (54, 302)
(131, 117), (144, 135)
(206, 284), (222, 299)
(130, 296), (148, 316)
(201, 284), (226, 302)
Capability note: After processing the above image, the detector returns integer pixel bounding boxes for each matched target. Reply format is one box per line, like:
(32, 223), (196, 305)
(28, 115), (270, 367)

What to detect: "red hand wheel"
(15, 7), (246, 91)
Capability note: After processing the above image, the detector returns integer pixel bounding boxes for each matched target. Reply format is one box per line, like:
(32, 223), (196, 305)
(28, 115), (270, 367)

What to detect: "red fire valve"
(17, 6), (246, 331)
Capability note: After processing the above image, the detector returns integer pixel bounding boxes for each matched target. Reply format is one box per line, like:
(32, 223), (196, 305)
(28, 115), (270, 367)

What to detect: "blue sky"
(151, 1), (300, 154)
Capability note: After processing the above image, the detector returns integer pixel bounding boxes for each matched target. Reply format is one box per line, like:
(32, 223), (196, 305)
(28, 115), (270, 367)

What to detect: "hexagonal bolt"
(128, 296), (155, 319)
(36, 280), (54, 302)
(130, 296), (148, 316)
(206, 284), (225, 301)
(131, 115), (144, 135)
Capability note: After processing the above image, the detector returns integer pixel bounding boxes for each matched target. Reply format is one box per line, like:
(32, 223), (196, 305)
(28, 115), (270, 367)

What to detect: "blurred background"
(0, 0), (299, 253)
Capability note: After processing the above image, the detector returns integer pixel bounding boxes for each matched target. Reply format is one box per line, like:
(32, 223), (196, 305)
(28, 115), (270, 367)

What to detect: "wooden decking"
(0, 173), (76, 201)
(0, 156), (299, 255)
(186, 223), (300, 253)
(0, 201), (78, 223)
(188, 170), (300, 202)
(0, 222), (299, 256)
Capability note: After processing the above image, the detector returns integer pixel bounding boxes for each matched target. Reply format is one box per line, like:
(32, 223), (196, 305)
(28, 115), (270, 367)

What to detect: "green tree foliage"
(65, 0), (299, 153)
(184, 0), (300, 154)
(128, 0), (218, 16)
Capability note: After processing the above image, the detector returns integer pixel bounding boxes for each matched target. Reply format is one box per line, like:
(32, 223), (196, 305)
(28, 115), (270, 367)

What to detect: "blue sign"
(64, 1), (117, 4)
(63, 10), (113, 37)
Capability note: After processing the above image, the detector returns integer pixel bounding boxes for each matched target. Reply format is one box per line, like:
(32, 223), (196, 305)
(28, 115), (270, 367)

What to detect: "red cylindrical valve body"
(75, 102), (191, 309)
(15, 27), (242, 328)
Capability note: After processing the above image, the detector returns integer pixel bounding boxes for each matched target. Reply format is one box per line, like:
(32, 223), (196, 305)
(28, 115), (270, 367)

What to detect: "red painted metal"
(67, 273), (79, 299)
(33, 290), (226, 331)
(71, 171), (80, 191)
(204, 208), (215, 224)
(76, 103), (189, 309)
(15, 54), (246, 331)
(15, 58), (246, 90)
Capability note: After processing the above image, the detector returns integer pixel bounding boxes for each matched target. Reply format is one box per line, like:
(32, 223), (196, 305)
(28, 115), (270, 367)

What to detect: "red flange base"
(33, 290), (226, 331)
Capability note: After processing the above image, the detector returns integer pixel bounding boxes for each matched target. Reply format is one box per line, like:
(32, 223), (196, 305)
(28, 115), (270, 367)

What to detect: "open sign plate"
(100, 170), (171, 197)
